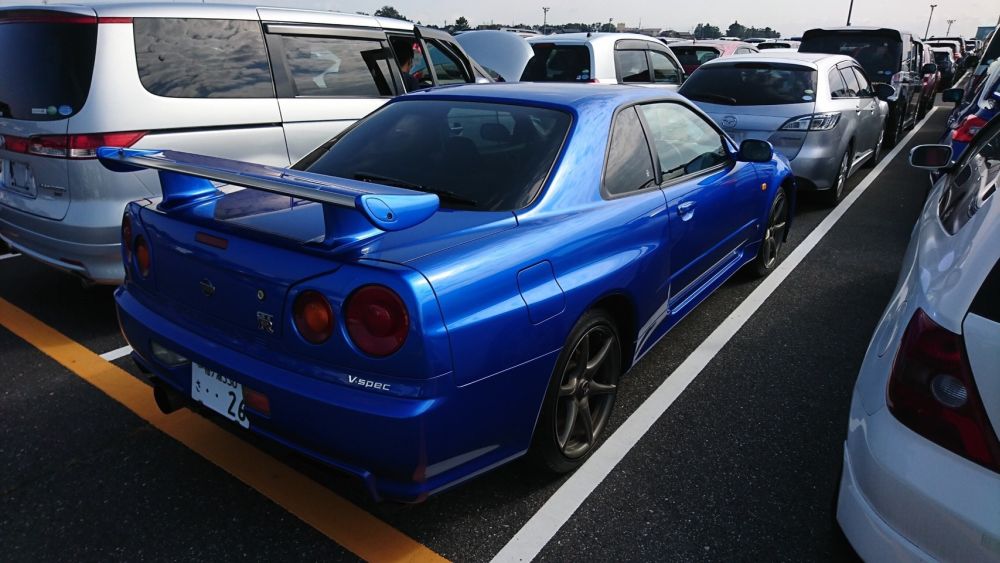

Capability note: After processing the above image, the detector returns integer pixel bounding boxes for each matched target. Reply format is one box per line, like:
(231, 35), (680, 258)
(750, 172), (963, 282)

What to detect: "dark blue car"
(101, 84), (794, 502)
(943, 61), (1000, 161)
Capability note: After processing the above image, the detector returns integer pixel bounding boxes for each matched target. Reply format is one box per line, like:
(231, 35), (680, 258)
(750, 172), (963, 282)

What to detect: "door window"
(423, 40), (468, 85)
(828, 68), (850, 98)
(615, 50), (651, 83)
(134, 18), (273, 98)
(851, 67), (874, 97)
(839, 67), (860, 97)
(603, 107), (656, 195)
(639, 103), (729, 182)
(649, 51), (682, 84)
(388, 35), (432, 91)
(272, 35), (393, 97)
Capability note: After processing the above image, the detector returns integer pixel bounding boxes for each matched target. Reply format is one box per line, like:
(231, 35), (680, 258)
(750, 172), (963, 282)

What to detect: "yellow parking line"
(0, 297), (447, 563)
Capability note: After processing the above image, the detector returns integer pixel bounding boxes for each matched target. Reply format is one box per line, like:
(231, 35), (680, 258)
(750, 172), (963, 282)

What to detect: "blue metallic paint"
(110, 84), (794, 501)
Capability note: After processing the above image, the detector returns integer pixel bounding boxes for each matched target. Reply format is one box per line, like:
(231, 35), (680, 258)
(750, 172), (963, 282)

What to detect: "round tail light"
(121, 214), (133, 260)
(293, 290), (334, 344)
(345, 285), (408, 357)
(134, 235), (150, 278)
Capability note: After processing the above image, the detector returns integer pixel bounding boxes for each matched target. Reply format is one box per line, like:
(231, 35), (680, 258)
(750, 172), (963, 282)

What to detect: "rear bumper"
(115, 285), (556, 502)
(0, 205), (123, 283)
(789, 134), (843, 190)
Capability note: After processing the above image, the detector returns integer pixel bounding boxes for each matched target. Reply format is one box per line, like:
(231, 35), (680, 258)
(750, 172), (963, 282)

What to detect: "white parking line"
(491, 108), (940, 563)
(99, 345), (133, 362)
(0, 252), (19, 261)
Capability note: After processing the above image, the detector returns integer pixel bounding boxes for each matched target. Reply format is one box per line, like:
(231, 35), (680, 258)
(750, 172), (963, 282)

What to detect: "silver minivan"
(0, 3), (487, 284)
(680, 52), (893, 205)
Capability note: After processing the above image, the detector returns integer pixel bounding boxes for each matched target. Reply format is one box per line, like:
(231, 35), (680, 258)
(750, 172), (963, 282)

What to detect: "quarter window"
(272, 35), (393, 97)
(134, 18), (273, 98)
(639, 103), (729, 182)
(649, 51), (682, 84)
(604, 107), (656, 195)
(616, 51), (650, 83)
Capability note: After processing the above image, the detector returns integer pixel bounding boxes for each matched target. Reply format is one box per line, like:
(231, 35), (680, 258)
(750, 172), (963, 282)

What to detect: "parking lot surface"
(1, 108), (947, 561)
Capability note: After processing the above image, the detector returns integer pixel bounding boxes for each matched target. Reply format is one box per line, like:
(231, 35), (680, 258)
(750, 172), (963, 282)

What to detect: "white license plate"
(191, 362), (248, 428)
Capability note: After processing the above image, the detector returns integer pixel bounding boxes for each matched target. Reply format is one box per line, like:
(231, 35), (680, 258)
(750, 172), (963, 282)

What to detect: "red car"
(918, 41), (941, 117)
(669, 40), (759, 75)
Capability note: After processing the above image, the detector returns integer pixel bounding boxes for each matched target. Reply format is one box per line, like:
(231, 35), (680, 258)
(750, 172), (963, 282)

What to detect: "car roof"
(2, 2), (413, 29)
(803, 26), (914, 38)
(526, 32), (665, 46)
(699, 51), (853, 70)
(399, 82), (683, 110)
(670, 39), (750, 47)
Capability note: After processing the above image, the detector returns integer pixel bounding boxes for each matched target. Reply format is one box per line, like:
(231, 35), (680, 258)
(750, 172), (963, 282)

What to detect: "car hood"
(455, 31), (534, 82)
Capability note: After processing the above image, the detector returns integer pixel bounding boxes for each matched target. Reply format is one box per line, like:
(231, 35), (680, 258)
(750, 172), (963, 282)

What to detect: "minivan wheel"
(821, 150), (851, 207)
(531, 309), (621, 473)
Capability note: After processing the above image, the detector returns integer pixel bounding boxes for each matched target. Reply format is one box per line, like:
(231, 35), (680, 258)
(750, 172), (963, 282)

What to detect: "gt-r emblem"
(200, 278), (215, 296)
(256, 311), (274, 334)
(721, 115), (738, 128)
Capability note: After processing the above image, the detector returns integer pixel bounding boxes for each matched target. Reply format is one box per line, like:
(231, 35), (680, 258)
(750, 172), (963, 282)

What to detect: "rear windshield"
(521, 45), (592, 81)
(800, 33), (902, 80)
(0, 17), (97, 120)
(671, 46), (721, 66)
(679, 62), (818, 105)
(757, 43), (791, 50)
(298, 100), (572, 211)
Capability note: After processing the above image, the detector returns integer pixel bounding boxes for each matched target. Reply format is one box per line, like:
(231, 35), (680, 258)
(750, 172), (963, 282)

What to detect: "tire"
(884, 106), (906, 147)
(863, 127), (884, 169)
(750, 188), (789, 278)
(531, 309), (622, 473)
(821, 149), (851, 207)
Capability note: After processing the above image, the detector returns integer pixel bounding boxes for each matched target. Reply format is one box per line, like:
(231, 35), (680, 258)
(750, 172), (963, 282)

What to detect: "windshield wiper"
(686, 92), (738, 105)
(354, 172), (478, 207)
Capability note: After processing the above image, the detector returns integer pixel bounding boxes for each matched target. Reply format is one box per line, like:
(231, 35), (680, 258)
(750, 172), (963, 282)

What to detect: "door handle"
(678, 201), (696, 220)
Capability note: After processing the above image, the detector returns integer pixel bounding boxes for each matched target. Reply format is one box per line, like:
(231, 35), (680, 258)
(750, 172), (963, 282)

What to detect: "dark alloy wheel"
(751, 188), (789, 277)
(821, 149), (851, 207)
(532, 310), (621, 473)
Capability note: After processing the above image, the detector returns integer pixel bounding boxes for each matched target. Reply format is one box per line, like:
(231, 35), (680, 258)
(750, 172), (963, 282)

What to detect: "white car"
(835, 119), (1000, 560)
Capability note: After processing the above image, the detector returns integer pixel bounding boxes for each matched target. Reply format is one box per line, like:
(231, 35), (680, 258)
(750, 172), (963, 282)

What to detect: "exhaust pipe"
(152, 379), (185, 415)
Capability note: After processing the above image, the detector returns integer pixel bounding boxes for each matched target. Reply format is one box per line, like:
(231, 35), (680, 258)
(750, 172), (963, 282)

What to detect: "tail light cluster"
(780, 112), (841, 132)
(887, 309), (1000, 473)
(952, 115), (988, 143)
(0, 132), (147, 159)
(121, 213), (150, 278)
(292, 285), (409, 357)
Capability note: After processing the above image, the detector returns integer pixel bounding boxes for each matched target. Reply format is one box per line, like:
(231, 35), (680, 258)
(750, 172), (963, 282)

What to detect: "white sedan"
(835, 118), (1000, 560)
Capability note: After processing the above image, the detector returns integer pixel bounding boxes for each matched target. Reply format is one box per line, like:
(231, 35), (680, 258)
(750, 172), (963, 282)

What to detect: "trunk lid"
(0, 7), (99, 220)
(694, 101), (813, 159)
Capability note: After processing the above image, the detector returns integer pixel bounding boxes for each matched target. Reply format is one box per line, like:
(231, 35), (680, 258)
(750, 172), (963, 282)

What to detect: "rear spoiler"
(97, 147), (439, 235)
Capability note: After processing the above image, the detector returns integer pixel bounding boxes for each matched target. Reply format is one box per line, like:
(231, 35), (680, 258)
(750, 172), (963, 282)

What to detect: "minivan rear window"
(0, 16), (97, 121)
(521, 45), (592, 81)
(134, 18), (274, 98)
(800, 32), (903, 80)
(670, 46), (721, 66)
(679, 63), (818, 105)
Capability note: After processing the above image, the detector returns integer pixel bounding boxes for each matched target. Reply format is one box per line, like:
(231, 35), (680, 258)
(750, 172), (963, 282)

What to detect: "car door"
(850, 65), (881, 155)
(414, 26), (477, 86)
(904, 38), (922, 122)
(648, 48), (684, 88)
(637, 101), (762, 305)
(827, 66), (864, 161)
(263, 25), (397, 161)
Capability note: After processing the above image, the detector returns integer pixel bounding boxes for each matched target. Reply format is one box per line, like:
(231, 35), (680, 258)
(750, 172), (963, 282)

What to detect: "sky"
(1, 0), (997, 38)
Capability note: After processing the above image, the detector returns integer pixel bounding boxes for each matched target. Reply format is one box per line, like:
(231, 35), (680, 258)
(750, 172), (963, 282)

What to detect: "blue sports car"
(101, 84), (795, 502)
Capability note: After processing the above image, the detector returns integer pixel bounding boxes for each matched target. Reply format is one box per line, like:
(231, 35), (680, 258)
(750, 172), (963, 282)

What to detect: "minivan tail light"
(887, 309), (1000, 473)
(952, 115), (988, 143)
(345, 285), (409, 357)
(1, 132), (147, 159)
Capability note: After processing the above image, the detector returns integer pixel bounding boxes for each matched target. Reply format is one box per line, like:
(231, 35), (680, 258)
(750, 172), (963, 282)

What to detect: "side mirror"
(964, 55), (980, 69)
(874, 83), (896, 101)
(941, 87), (964, 103)
(921, 62), (938, 75)
(909, 145), (953, 170)
(738, 139), (773, 163)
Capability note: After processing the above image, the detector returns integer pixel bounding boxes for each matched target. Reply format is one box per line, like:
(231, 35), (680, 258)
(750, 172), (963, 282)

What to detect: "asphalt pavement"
(0, 108), (949, 561)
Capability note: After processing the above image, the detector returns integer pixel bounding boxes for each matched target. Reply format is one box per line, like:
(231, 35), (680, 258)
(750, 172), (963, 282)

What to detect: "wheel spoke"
(589, 381), (616, 395)
(577, 397), (594, 444)
(558, 399), (577, 448)
(772, 220), (787, 231)
(559, 378), (576, 397)
(585, 333), (613, 375)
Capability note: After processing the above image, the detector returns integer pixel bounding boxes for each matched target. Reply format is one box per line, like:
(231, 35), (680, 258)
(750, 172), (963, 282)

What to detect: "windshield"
(933, 51), (952, 65)
(800, 33), (902, 80)
(680, 62), (818, 105)
(521, 45), (592, 81)
(298, 100), (572, 211)
(671, 46), (721, 66)
(0, 16), (97, 120)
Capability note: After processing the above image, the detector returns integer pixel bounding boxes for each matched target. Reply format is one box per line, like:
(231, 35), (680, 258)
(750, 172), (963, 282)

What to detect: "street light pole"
(945, 19), (955, 35)
(924, 4), (937, 40)
(542, 7), (549, 34)
(846, 0), (854, 26)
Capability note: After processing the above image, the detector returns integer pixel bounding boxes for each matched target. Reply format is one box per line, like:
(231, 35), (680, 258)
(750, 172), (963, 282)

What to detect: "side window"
(615, 50), (651, 83)
(840, 68), (860, 97)
(134, 18), (273, 98)
(736, 47), (751, 54)
(425, 40), (468, 85)
(639, 102), (729, 182)
(828, 68), (849, 98)
(649, 51), (682, 84)
(604, 107), (656, 195)
(388, 35), (432, 91)
(271, 35), (393, 97)
(851, 67), (873, 97)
